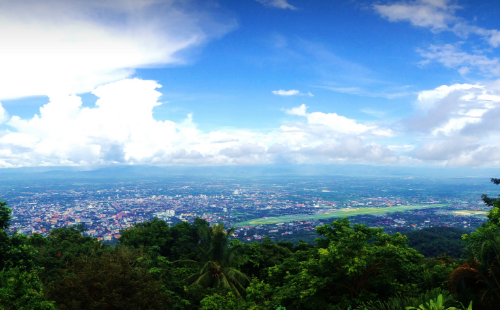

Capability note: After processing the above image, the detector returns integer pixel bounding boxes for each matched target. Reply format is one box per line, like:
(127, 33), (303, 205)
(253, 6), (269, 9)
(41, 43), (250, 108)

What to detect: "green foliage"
(263, 218), (426, 309)
(200, 292), (247, 310)
(245, 278), (278, 308)
(421, 255), (461, 291)
(0, 200), (11, 231)
(405, 227), (468, 258)
(0, 201), (55, 309)
(179, 223), (251, 298)
(364, 288), (456, 310)
(43, 246), (174, 310)
(481, 178), (500, 227)
(0, 267), (55, 310)
(449, 226), (500, 308)
(0, 200), (39, 271)
(236, 237), (293, 279)
(120, 217), (209, 260)
(405, 293), (471, 310)
(4, 174), (500, 310)
(27, 226), (108, 284)
(446, 178), (500, 309)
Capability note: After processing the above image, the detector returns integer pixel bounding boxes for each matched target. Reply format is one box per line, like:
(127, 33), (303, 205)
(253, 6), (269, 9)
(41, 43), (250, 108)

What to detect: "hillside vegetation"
(4, 179), (500, 309)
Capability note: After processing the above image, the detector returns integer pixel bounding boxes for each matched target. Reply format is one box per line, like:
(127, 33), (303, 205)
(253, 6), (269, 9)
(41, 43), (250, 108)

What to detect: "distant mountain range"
(0, 164), (499, 180)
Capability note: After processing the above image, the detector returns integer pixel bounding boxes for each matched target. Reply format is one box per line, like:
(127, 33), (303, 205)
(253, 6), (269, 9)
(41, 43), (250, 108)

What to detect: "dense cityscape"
(2, 171), (496, 244)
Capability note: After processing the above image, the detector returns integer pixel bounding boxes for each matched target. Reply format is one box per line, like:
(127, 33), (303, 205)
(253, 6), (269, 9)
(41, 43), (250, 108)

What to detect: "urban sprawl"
(2, 176), (494, 243)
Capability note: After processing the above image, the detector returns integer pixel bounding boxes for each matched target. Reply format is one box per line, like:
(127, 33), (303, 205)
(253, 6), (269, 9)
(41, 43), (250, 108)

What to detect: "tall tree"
(119, 218), (209, 261)
(449, 178), (500, 309)
(265, 218), (425, 309)
(0, 200), (55, 310)
(179, 223), (250, 298)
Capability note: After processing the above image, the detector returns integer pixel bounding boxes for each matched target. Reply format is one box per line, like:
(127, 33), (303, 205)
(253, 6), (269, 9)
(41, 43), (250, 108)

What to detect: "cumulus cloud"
(0, 80), (400, 167)
(272, 89), (313, 96)
(408, 82), (499, 135)
(0, 104), (8, 125)
(409, 80), (500, 166)
(256, 0), (297, 10)
(0, 0), (236, 100)
(298, 137), (399, 164)
(284, 104), (395, 138)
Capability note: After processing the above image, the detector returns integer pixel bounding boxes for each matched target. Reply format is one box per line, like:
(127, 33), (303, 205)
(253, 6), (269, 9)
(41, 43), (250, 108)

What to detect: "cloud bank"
(409, 80), (500, 166)
(0, 0), (236, 100)
(1, 78), (500, 167)
(0, 79), (398, 167)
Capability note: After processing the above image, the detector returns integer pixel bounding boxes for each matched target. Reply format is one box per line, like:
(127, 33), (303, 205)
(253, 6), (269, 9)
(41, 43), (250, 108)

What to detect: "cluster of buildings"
(1, 177), (492, 242)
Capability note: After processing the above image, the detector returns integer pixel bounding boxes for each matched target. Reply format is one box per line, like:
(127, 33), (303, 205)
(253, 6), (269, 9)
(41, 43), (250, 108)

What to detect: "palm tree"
(177, 223), (250, 298)
(449, 226), (500, 308)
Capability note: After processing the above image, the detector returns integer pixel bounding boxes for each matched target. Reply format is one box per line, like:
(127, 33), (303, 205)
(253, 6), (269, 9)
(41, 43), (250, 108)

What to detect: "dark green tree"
(405, 227), (468, 258)
(265, 218), (425, 309)
(27, 226), (107, 283)
(234, 237), (292, 279)
(179, 223), (250, 298)
(119, 218), (209, 261)
(0, 267), (56, 310)
(44, 246), (174, 310)
(0, 200), (55, 309)
(449, 178), (500, 309)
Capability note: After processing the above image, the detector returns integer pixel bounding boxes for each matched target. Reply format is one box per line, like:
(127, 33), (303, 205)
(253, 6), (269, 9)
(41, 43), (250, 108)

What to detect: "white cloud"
(374, 0), (456, 31)
(0, 80), (400, 167)
(409, 82), (499, 135)
(284, 104), (395, 138)
(416, 83), (481, 110)
(374, 0), (500, 48)
(272, 89), (313, 96)
(0, 0), (236, 100)
(409, 80), (500, 166)
(273, 89), (300, 96)
(0, 104), (8, 125)
(298, 137), (399, 163)
(256, 0), (297, 10)
(418, 44), (500, 76)
(284, 104), (308, 116)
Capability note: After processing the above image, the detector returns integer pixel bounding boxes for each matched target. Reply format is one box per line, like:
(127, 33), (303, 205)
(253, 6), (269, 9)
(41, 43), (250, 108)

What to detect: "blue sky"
(0, 0), (500, 167)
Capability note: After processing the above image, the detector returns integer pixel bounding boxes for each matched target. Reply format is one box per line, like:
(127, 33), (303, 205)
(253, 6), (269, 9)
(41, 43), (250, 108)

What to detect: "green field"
(235, 204), (448, 226)
(452, 210), (488, 216)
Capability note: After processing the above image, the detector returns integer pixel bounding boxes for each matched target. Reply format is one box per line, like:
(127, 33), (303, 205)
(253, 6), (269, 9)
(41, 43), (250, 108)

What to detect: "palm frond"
(219, 272), (243, 298)
(231, 276), (248, 298)
(200, 261), (219, 275)
(184, 272), (204, 285)
(224, 267), (250, 286)
(192, 270), (213, 288)
(184, 222), (250, 298)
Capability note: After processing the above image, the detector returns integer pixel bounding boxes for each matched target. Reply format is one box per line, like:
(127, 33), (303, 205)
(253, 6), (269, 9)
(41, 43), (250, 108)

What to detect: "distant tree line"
(4, 179), (500, 309)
